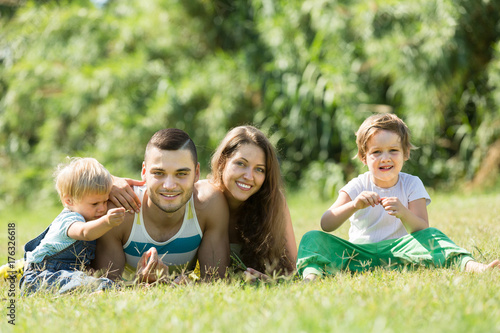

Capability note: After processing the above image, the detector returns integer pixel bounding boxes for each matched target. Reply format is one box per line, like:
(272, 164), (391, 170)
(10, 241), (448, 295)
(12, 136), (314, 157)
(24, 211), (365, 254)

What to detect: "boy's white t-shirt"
(341, 171), (431, 244)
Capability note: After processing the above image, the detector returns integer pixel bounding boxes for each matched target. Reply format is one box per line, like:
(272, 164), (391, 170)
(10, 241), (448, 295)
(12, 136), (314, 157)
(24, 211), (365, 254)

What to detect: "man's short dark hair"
(145, 128), (198, 164)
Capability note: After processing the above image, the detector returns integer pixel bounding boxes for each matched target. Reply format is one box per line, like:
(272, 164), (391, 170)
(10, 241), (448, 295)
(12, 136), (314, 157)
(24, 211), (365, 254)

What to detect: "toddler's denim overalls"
(20, 225), (113, 295)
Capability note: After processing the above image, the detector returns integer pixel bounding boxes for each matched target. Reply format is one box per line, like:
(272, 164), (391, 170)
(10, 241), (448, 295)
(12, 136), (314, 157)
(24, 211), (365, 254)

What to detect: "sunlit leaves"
(1, 0), (500, 205)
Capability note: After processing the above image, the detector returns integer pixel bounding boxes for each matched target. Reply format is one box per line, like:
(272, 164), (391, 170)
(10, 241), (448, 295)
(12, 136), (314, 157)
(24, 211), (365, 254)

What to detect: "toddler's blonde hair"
(54, 157), (112, 206)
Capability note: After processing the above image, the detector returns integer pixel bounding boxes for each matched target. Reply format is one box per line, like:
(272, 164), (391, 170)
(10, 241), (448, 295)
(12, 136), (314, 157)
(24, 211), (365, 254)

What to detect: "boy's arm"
(197, 193), (230, 280)
(321, 191), (381, 232)
(381, 197), (429, 233)
(321, 191), (355, 232)
(67, 207), (126, 241)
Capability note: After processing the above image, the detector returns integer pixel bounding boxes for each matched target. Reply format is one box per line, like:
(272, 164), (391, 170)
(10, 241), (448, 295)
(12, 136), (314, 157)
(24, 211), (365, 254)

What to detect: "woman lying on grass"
(206, 125), (297, 280)
(110, 126), (297, 281)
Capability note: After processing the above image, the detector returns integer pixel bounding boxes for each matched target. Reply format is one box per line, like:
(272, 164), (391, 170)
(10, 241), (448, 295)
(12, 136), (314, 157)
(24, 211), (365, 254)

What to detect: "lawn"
(1, 190), (499, 332)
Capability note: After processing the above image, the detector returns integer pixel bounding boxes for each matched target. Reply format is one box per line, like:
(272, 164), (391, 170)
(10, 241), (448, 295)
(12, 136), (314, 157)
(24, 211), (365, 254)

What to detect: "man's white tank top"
(122, 185), (203, 275)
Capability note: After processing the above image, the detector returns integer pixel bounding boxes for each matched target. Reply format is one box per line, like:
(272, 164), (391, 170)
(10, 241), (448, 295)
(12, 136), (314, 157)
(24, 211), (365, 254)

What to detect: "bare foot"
(465, 260), (500, 272)
(304, 274), (318, 282)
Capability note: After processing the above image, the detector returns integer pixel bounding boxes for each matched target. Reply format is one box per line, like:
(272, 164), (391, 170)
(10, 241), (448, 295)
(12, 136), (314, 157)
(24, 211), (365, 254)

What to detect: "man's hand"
(136, 247), (169, 284)
(172, 274), (191, 285)
(109, 177), (144, 213)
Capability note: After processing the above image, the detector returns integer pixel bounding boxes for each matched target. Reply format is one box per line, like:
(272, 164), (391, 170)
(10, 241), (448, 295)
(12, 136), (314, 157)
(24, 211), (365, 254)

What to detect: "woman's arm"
(283, 201), (297, 268)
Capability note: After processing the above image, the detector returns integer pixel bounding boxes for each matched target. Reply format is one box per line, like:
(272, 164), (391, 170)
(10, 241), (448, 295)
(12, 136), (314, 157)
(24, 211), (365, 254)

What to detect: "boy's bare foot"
(465, 259), (500, 272)
(304, 274), (319, 282)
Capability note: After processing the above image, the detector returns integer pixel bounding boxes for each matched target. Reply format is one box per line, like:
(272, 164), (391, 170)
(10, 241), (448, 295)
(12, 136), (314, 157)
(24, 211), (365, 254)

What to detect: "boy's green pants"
(297, 227), (474, 279)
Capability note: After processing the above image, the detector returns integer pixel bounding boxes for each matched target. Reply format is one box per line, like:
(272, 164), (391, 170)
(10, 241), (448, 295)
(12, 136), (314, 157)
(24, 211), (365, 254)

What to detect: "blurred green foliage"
(1, 0), (500, 207)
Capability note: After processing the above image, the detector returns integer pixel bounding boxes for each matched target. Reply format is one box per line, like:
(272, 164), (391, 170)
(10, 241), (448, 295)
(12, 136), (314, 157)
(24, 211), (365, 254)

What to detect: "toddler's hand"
(353, 191), (381, 210)
(106, 207), (126, 227)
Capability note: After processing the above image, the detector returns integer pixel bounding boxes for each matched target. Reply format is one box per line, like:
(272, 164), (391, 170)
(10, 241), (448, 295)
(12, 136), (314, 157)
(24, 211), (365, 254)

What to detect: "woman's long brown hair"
(210, 126), (294, 274)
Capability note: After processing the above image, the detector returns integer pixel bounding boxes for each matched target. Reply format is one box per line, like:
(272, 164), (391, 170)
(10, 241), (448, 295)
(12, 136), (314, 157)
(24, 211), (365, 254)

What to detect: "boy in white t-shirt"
(20, 157), (126, 294)
(297, 113), (500, 280)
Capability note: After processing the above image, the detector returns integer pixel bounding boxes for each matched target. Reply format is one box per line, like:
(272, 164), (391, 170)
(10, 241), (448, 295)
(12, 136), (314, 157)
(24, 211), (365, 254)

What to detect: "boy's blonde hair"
(355, 113), (416, 162)
(54, 157), (112, 205)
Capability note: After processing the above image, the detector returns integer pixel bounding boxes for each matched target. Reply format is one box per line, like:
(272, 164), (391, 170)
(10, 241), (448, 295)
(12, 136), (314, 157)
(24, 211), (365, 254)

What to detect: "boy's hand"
(380, 197), (404, 217)
(106, 207), (126, 227)
(353, 191), (381, 210)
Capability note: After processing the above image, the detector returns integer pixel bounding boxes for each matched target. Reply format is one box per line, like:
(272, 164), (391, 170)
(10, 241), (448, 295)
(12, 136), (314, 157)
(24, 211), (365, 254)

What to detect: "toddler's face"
(67, 193), (109, 221)
(363, 130), (405, 188)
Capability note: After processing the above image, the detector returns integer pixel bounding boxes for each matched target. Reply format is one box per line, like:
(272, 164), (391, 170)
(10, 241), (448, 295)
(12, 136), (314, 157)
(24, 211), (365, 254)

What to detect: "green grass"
(1, 191), (500, 332)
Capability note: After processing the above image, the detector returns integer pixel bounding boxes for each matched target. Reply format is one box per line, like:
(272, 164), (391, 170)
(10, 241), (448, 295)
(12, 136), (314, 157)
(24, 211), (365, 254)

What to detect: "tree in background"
(1, 0), (499, 207)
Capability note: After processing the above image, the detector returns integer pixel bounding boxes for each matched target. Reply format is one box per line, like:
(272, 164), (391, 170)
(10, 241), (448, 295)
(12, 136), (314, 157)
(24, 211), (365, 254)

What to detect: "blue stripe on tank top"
(124, 234), (202, 257)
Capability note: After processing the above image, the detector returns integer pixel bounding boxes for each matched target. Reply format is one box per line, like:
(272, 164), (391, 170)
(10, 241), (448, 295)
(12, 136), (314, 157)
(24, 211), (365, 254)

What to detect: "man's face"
(142, 147), (200, 214)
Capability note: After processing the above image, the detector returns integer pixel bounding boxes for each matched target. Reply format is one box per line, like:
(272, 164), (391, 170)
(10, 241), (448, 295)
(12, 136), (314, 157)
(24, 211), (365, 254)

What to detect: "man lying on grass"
(93, 128), (230, 283)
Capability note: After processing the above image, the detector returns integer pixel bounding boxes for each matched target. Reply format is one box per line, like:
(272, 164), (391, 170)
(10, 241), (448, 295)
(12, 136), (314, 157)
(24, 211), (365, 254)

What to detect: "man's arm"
(195, 183), (230, 280)
(92, 221), (127, 281)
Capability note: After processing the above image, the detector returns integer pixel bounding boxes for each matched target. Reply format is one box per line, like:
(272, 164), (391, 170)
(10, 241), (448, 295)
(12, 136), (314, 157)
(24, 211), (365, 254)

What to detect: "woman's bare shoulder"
(194, 179), (225, 207)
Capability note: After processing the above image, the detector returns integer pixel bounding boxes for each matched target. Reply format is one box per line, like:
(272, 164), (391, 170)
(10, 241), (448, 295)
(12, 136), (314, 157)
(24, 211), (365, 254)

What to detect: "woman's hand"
(244, 267), (270, 283)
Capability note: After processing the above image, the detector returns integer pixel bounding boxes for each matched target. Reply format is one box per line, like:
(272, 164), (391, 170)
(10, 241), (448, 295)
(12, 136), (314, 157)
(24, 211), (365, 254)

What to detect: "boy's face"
(142, 147), (200, 214)
(363, 129), (406, 188)
(65, 193), (109, 221)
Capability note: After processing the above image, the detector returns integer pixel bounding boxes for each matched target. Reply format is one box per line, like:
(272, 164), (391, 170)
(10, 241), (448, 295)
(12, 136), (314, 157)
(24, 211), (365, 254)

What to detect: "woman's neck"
(224, 190), (243, 212)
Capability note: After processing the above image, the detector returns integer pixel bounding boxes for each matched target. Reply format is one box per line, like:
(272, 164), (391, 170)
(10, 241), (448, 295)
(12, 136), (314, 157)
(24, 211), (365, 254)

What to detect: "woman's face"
(222, 143), (266, 208)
